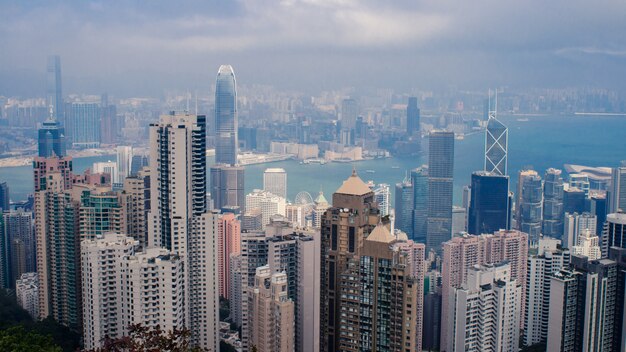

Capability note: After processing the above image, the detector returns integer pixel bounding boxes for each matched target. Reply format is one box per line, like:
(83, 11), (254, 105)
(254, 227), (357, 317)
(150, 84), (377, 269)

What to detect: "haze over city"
(2, 0), (626, 96)
(2, 1), (626, 352)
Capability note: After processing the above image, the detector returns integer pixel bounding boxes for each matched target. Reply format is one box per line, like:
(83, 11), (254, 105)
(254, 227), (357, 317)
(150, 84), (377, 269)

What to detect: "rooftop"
(335, 169), (373, 196)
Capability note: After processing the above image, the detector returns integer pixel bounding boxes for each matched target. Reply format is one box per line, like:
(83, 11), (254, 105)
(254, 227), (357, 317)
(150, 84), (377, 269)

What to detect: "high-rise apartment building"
(602, 212), (626, 257)
(427, 131), (454, 252)
(320, 171), (378, 352)
(467, 171), (510, 235)
(116, 146), (133, 184)
(563, 212), (597, 249)
(147, 112), (218, 350)
(16, 272), (39, 319)
(411, 166), (428, 243)
(447, 262), (521, 352)
(92, 161), (118, 185)
(2, 209), (35, 287)
(313, 191), (330, 229)
(35, 172), (82, 330)
(218, 212), (240, 299)
(609, 166), (626, 213)
(245, 189), (286, 228)
(608, 247), (626, 352)
(248, 266), (295, 352)
(210, 164), (245, 211)
(547, 255), (619, 351)
(395, 177), (414, 236)
(81, 234), (185, 350)
(543, 168), (564, 238)
(484, 113), (508, 176)
(406, 96), (420, 136)
(263, 168), (287, 199)
(524, 237), (570, 346)
(33, 156), (73, 192)
(441, 230), (528, 349)
(215, 65), (238, 166)
(572, 229), (602, 260)
(517, 170), (543, 243)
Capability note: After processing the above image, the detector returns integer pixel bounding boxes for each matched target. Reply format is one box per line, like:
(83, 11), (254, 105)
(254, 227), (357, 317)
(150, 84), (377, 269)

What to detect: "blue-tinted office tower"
(411, 166), (428, 243)
(468, 171), (510, 235)
(563, 187), (586, 214)
(215, 65), (238, 166)
(395, 177), (414, 236)
(406, 97), (420, 136)
(46, 55), (63, 122)
(427, 131), (454, 252)
(38, 120), (66, 157)
(542, 168), (564, 238)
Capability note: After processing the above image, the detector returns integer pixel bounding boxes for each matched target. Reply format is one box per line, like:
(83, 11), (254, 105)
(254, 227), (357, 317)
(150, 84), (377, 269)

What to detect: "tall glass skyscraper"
(518, 170), (543, 243)
(543, 168), (564, 238)
(38, 120), (66, 157)
(468, 171), (510, 235)
(406, 96), (420, 136)
(46, 55), (63, 122)
(411, 166), (428, 243)
(427, 131), (454, 252)
(484, 115), (508, 176)
(215, 65), (238, 166)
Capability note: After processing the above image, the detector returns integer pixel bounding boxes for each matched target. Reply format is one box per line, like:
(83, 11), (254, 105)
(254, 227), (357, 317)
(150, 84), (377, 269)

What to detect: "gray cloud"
(1, 0), (625, 96)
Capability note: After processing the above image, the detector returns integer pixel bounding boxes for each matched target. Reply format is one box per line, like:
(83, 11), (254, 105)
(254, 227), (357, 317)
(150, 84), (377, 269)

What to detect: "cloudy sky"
(1, 0), (625, 96)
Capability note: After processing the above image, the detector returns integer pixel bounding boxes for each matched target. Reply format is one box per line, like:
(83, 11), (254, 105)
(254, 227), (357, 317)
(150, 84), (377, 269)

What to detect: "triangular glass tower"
(484, 91), (508, 175)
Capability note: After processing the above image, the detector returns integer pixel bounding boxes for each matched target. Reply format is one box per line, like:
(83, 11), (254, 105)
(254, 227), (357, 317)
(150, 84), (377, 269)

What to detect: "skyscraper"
(81, 234), (185, 350)
(524, 237), (570, 346)
(340, 98), (358, 131)
(68, 102), (101, 148)
(411, 166), (428, 243)
(467, 171), (510, 235)
(602, 212), (626, 257)
(38, 120), (66, 158)
(218, 212), (240, 300)
(563, 187), (586, 215)
(263, 167), (287, 199)
(563, 212), (597, 249)
(547, 256), (619, 351)
(427, 131), (454, 252)
(543, 168), (564, 238)
(517, 170), (543, 243)
(395, 176), (414, 236)
(447, 262), (521, 352)
(3, 209), (35, 286)
(320, 170), (378, 352)
(0, 182), (8, 211)
(215, 65), (238, 166)
(609, 166), (626, 213)
(484, 113), (508, 176)
(406, 96), (420, 136)
(46, 55), (63, 123)
(248, 266), (295, 352)
(210, 164), (245, 212)
(147, 112), (218, 350)
(116, 146), (133, 184)
(373, 183), (391, 217)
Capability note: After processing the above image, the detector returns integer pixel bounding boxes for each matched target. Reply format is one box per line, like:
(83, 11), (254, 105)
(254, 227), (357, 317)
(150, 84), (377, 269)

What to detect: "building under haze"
(263, 167), (287, 199)
(427, 131), (454, 252)
(68, 102), (101, 148)
(411, 166), (428, 243)
(38, 119), (66, 158)
(609, 166), (626, 213)
(406, 96), (420, 136)
(543, 168), (564, 239)
(215, 65), (238, 166)
(211, 164), (245, 212)
(517, 170), (543, 243)
(395, 176), (413, 237)
(46, 55), (64, 123)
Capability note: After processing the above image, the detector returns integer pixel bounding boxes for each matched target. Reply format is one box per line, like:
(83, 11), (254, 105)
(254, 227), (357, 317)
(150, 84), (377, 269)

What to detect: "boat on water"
(391, 166), (400, 169)
(366, 170), (375, 174)
(517, 118), (529, 122)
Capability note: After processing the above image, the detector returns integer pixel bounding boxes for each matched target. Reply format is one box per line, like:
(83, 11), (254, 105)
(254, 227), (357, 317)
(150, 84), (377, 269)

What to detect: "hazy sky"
(2, 0), (626, 97)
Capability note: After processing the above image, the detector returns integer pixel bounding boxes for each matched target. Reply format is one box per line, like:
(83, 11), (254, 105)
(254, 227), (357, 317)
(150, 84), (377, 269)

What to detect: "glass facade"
(215, 65), (238, 166)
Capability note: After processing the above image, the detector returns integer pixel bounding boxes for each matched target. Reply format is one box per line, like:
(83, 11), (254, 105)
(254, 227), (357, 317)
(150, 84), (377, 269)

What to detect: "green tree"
(0, 325), (62, 352)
